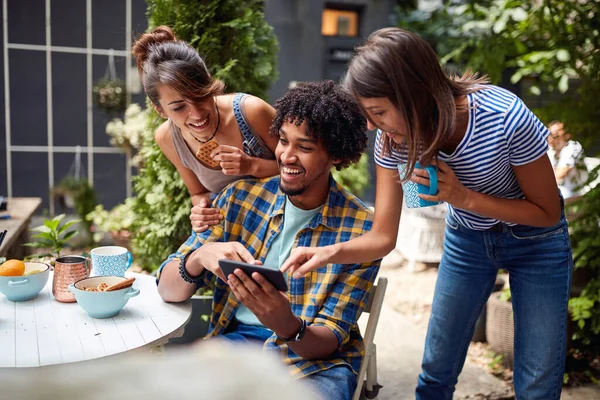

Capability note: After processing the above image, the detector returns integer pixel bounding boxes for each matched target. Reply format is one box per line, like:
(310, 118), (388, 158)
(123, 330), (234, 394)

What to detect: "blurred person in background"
(547, 120), (588, 199)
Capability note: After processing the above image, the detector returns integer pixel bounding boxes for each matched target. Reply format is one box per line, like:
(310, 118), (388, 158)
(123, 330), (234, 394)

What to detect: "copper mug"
(52, 255), (92, 302)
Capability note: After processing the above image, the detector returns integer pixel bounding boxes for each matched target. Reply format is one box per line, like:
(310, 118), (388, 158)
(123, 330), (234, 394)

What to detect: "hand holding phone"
(218, 259), (288, 292)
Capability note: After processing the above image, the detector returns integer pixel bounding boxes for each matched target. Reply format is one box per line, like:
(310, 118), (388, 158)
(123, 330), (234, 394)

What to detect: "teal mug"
(90, 246), (133, 277)
(398, 162), (443, 208)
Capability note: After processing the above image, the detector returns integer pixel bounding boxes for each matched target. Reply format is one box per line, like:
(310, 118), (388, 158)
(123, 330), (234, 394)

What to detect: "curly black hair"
(270, 80), (367, 170)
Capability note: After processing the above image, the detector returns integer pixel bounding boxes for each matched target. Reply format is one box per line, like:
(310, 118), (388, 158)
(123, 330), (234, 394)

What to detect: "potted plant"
(92, 77), (127, 114)
(92, 48), (127, 116)
(87, 198), (136, 248)
(24, 214), (80, 264)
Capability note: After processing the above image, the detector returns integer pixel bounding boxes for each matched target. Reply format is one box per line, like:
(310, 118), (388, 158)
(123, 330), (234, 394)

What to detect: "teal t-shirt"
(235, 197), (322, 326)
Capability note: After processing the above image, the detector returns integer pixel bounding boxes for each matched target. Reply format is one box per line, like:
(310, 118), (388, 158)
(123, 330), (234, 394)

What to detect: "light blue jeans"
(416, 211), (573, 400)
(222, 320), (357, 400)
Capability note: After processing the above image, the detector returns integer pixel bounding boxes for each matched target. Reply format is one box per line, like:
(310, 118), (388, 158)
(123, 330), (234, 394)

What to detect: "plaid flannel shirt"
(158, 176), (381, 378)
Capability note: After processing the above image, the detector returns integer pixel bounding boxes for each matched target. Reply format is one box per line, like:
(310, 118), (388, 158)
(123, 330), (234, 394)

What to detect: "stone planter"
(471, 276), (505, 343)
(396, 203), (448, 271)
(167, 295), (212, 345)
(486, 292), (514, 366)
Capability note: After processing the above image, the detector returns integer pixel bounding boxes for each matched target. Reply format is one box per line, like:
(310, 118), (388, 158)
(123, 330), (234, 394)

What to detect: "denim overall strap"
(232, 93), (273, 158)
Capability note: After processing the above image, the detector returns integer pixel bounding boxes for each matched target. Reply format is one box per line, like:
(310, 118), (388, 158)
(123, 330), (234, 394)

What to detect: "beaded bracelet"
(178, 252), (203, 285)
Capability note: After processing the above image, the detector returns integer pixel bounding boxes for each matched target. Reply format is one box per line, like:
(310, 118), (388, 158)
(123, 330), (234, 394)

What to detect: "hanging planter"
(92, 78), (127, 113)
(52, 146), (88, 210)
(50, 146), (97, 245)
(92, 49), (127, 114)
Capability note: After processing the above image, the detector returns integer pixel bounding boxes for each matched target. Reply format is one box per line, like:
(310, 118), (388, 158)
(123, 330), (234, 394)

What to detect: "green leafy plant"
(147, 0), (279, 100)
(128, 115), (192, 271)
(486, 351), (505, 376)
(398, 0), (600, 149)
(87, 198), (137, 245)
(87, 198), (137, 235)
(105, 103), (149, 168)
(332, 154), (370, 198)
(567, 166), (600, 353)
(499, 286), (512, 302)
(24, 214), (80, 259)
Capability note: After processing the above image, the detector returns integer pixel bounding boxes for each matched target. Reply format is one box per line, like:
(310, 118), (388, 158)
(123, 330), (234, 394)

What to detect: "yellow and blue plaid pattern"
(158, 175), (381, 378)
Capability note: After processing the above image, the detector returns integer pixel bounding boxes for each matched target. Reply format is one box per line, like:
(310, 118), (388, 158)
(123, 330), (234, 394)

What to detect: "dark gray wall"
(1, 0), (147, 214)
(0, 1), (5, 198)
(266, 0), (396, 102)
(265, 0), (324, 102)
(265, 0), (396, 205)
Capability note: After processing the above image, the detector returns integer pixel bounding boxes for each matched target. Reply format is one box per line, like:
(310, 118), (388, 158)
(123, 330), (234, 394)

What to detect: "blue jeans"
(222, 319), (274, 343)
(222, 320), (357, 400)
(417, 212), (573, 400)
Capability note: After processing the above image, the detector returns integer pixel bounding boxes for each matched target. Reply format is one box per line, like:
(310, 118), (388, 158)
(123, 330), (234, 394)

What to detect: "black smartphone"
(218, 259), (288, 292)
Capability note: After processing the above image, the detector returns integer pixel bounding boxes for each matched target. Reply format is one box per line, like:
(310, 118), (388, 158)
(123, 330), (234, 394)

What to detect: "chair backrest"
(362, 277), (388, 346)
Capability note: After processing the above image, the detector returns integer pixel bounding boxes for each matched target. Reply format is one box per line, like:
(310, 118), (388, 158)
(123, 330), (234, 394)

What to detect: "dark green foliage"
(567, 165), (600, 354)
(24, 214), (80, 259)
(129, 114), (192, 271)
(147, 0), (279, 100)
(332, 154), (370, 197)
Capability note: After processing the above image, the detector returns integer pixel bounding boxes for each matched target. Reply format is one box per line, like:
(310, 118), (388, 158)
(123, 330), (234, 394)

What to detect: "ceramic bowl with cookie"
(68, 276), (139, 318)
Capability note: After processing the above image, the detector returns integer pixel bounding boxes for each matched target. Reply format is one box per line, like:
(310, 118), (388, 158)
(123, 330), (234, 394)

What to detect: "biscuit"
(195, 140), (221, 169)
(97, 283), (108, 292)
(105, 277), (136, 292)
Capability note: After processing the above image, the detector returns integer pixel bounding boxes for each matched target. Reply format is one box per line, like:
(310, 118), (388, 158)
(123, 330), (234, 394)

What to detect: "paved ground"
(366, 250), (600, 400)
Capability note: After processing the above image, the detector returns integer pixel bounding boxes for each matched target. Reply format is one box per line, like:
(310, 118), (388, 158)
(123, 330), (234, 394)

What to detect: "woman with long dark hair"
(132, 26), (278, 232)
(282, 28), (572, 400)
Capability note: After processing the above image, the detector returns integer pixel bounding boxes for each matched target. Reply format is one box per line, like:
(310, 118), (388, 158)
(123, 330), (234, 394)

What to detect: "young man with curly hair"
(157, 80), (381, 399)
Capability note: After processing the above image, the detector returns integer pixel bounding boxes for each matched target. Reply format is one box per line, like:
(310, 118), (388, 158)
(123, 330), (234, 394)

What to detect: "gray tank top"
(170, 93), (275, 193)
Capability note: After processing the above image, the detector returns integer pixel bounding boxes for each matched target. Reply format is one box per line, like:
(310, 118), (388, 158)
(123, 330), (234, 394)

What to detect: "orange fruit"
(0, 259), (26, 277)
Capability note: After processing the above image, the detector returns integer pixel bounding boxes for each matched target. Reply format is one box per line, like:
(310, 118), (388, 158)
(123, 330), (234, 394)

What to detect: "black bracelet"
(277, 317), (307, 343)
(178, 252), (203, 285)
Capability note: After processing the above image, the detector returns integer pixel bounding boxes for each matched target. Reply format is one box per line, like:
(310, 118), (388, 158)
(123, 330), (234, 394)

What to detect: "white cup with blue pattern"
(398, 162), (443, 208)
(90, 246), (133, 277)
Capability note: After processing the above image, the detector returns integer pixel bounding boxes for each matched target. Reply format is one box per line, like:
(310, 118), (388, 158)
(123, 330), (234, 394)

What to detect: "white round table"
(0, 272), (191, 368)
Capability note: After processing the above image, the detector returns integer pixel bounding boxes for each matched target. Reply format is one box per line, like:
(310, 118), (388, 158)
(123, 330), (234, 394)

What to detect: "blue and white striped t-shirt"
(375, 85), (550, 230)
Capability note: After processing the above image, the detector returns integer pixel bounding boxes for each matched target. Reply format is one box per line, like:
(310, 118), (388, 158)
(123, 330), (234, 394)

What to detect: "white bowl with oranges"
(0, 260), (50, 302)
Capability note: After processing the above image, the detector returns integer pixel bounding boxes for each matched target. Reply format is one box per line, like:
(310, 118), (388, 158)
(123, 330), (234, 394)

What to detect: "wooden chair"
(353, 276), (388, 400)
